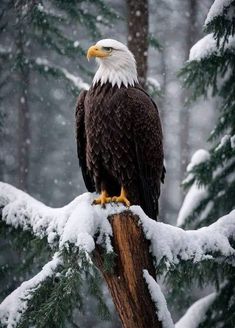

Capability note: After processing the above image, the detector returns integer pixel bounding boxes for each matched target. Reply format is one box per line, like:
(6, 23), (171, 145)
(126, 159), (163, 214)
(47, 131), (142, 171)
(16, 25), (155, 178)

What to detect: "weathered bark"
(126, 0), (148, 87)
(94, 211), (162, 328)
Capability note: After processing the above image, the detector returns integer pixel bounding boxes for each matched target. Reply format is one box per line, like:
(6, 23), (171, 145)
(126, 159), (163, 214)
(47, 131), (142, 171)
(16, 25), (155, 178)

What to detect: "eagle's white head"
(87, 39), (138, 88)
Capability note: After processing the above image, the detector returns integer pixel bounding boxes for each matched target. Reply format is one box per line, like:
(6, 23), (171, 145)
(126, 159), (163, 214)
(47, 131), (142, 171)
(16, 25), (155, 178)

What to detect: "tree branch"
(1, 182), (235, 327)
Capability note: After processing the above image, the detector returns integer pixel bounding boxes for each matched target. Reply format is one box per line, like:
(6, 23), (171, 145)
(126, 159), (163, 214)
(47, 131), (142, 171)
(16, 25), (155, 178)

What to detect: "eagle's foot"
(112, 187), (130, 207)
(92, 191), (112, 208)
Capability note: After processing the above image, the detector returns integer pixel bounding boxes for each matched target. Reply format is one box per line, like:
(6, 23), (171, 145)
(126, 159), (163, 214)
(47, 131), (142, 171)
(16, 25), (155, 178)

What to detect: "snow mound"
(189, 34), (217, 61)
(186, 149), (210, 172)
(177, 149), (210, 226)
(0, 182), (126, 254)
(132, 206), (235, 267)
(189, 34), (235, 61)
(215, 134), (231, 152)
(175, 292), (216, 328)
(205, 0), (234, 25)
(176, 183), (208, 226)
(143, 270), (174, 328)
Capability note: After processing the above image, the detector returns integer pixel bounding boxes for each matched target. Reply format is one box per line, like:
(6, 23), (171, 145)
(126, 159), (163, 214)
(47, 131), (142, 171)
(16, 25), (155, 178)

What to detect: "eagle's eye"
(102, 47), (113, 52)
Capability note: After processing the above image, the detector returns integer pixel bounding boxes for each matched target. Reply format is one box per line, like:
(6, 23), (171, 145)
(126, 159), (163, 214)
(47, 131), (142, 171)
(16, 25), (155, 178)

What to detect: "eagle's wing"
(75, 90), (95, 192)
(104, 86), (164, 219)
(127, 87), (164, 219)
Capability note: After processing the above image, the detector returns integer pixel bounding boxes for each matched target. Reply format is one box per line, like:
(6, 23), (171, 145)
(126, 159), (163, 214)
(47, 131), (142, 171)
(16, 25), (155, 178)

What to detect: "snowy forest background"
(0, 0), (215, 219)
(0, 0), (235, 327)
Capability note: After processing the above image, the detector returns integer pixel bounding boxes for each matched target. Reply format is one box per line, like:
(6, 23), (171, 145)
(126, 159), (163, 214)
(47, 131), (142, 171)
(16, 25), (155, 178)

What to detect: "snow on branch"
(177, 149), (210, 226)
(0, 45), (12, 57)
(0, 253), (62, 327)
(132, 206), (235, 268)
(175, 292), (216, 328)
(34, 57), (89, 91)
(0, 182), (115, 254)
(205, 0), (234, 26)
(1, 182), (235, 271)
(143, 270), (174, 328)
(189, 33), (235, 62)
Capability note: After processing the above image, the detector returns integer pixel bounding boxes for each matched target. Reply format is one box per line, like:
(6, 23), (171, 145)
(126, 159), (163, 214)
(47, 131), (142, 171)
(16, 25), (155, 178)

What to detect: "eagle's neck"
(93, 55), (138, 88)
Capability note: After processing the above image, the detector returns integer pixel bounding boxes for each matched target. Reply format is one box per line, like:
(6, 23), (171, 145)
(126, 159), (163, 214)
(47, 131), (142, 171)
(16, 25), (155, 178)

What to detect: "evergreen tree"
(178, 0), (235, 230)
(168, 1), (235, 327)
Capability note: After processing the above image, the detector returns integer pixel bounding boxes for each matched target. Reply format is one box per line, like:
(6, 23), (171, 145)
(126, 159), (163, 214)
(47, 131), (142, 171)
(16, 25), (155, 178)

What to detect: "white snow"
(176, 183), (208, 226)
(147, 77), (161, 91)
(35, 57), (49, 66)
(132, 205), (235, 267)
(205, 0), (234, 26)
(143, 270), (174, 328)
(186, 149), (210, 173)
(0, 45), (11, 54)
(175, 292), (216, 328)
(35, 57), (89, 90)
(230, 135), (235, 148)
(73, 40), (80, 48)
(1, 181), (235, 280)
(189, 34), (217, 61)
(177, 149), (210, 226)
(0, 182), (125, 254)
(189, 34), (235, 61)
(0, 253), (62, 328)
(215, 134), (230, 151)
(1, 182), (235, 326)
(60, 68), (89, 91)
(37, 3), (44, 12)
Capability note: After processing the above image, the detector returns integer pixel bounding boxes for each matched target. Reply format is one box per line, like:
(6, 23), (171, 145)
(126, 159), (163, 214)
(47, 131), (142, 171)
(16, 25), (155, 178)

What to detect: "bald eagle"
(76, 39), (165, 220)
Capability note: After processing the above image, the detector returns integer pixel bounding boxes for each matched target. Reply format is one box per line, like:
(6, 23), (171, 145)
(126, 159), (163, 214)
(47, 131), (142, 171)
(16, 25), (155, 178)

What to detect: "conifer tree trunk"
(94, 212), (162, 328)
(126, 0), (148, 87)
(16, 4), (31, 191)
(180, 0), (198, 182)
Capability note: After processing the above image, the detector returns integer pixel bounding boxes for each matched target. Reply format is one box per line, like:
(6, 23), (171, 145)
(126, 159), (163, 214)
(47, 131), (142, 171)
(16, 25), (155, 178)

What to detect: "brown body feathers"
(76, 82), (164, 220)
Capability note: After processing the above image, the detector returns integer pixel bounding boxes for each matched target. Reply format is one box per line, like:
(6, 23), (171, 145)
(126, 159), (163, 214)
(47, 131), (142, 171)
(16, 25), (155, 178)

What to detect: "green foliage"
(148, 33), (162, 51)
(178, 1), (235, 229)
(0, 0), (117, 90)
(0, 219), (51, 302)
(0, 211), (114, 327)
(205, 1), (235, 47)
(17, 249), (110, 328)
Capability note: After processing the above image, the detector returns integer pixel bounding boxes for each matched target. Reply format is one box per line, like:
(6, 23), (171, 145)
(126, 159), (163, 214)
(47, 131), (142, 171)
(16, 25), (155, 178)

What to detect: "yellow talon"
(112, 187), (131, 207)
(93, 190), (112, 207)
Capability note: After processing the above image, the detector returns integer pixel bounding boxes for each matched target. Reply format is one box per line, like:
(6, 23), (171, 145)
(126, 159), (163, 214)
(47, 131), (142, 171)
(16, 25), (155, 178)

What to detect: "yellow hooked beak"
(87, 45), (110, 60)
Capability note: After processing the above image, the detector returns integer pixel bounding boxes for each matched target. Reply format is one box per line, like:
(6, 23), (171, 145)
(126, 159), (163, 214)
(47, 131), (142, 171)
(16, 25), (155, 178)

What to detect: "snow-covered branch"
(1, 182), (235, 327)
(143, 270), (174, 328)
(189, 33), (235, 61)
(34, 57), (89, 91)
(205, 0), (234, 26)
(175, 292), (216, 328)
(0, 254), (62, 327)
(1, 182), (235, 269)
